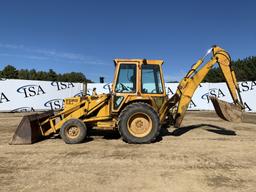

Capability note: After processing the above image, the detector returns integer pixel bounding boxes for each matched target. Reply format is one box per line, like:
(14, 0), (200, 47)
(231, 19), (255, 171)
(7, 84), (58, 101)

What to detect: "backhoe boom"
(166, 46), (244, 128)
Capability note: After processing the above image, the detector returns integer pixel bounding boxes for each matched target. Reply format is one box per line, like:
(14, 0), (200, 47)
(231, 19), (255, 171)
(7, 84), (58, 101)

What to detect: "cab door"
(111, 62), (138, 113)
(140, 64), (167, 111)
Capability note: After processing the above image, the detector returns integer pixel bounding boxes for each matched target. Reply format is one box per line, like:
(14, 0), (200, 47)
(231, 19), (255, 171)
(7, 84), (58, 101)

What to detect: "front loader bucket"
(9, 111), (54, 145)
(210, 96), (243, 123)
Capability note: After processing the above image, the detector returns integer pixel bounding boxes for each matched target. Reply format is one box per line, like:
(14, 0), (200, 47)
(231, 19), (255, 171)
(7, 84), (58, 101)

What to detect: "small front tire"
(60, 119), (87, 144)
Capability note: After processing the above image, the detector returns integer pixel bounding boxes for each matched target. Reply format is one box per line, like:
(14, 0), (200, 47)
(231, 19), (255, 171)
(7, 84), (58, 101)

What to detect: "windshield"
(115, 64), (136, 93)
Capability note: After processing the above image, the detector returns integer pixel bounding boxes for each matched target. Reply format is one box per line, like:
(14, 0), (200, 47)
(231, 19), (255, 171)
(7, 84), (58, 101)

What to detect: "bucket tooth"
(9, 111), (54, 145)
(210, 96), (242, 123)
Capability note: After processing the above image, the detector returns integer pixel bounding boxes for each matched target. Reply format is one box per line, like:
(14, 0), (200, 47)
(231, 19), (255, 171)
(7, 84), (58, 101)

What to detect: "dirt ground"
(0, 111), (256, 192)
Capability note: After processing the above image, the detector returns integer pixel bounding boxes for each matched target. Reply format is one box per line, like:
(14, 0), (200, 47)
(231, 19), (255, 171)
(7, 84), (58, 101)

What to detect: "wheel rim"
(127, 112), (152, 138)
(65, 126), (80, 139)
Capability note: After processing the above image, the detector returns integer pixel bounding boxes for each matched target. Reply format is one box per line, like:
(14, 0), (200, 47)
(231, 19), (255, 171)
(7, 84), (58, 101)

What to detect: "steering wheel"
(116, 83), (130, 92)
(151, 89), (157, 93)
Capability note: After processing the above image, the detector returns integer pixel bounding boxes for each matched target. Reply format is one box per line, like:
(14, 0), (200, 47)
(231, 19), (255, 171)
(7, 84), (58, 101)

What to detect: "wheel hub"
(66, 126), (80, 138)
(127, 113), (152, 138)
(135, 120), (143, 128)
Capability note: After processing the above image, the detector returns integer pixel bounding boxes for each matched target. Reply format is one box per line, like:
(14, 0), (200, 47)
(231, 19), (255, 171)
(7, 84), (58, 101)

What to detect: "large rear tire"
(118, 102), (160, 144)
(60, 119), (87, 144)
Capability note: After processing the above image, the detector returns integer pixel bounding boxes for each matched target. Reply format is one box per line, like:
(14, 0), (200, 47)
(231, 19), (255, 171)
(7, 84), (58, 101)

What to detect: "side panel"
(96, 99), (111, 118)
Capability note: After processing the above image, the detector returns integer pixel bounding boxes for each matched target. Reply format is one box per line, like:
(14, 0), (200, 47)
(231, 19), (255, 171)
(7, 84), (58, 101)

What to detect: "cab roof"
(114, 59), (164, 65)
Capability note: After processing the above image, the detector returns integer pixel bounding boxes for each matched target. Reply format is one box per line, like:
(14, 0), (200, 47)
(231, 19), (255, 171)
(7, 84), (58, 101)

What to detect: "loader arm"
(166, 45), (244, 128)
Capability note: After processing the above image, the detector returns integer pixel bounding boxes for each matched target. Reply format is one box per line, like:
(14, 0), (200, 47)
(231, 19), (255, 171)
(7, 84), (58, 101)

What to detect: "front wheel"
(60, 119), (87, 144)
(118, 102), (160, 144)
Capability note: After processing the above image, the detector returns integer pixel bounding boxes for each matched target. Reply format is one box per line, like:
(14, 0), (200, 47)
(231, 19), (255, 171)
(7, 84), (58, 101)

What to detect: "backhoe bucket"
(210, 96), (242, 123)
(9, 111), (54, 145)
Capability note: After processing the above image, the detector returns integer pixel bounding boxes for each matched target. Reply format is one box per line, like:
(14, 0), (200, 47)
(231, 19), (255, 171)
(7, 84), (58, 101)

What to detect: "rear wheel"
(60, 119), (87, 144)
(118, 102), (160, 144)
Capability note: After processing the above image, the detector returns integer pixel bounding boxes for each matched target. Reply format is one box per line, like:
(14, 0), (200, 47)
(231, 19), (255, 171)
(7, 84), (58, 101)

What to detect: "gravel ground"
(0, 111), (256, 192)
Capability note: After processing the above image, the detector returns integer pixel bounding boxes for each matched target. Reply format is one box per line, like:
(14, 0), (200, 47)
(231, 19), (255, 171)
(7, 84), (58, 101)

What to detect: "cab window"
(142, 65), (163, 94)
(115, 64), (136, 93)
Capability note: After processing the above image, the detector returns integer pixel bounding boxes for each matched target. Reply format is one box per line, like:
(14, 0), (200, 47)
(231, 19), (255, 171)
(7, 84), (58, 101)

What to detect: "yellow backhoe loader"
(10, 45), (244, 144)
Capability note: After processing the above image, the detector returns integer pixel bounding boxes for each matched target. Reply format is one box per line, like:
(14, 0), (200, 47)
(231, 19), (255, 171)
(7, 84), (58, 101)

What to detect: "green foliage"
(48, 69), (57, 81)
(18, 69), (30, 79)
(0, 65), (18, 79)
(0, 65), (92, 83)
(204, 56), (256, 82)
(58, 72), (89, 82)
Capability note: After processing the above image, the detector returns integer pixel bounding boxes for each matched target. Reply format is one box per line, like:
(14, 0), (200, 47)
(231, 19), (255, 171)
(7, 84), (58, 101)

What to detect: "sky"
(0, 0), (255, 82)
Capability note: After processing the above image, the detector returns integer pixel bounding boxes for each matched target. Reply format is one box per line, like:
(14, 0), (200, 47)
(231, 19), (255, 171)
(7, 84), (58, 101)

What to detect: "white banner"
(88, 82), (255, 112)
(0, 79), (255, 112)
(0, 79), (83, 112)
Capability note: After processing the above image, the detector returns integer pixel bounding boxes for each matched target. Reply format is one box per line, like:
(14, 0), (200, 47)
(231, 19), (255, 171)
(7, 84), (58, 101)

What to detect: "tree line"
(0, 56), (255, 83)
(204, 56), (256, 82)
(0, 65), (92, 83)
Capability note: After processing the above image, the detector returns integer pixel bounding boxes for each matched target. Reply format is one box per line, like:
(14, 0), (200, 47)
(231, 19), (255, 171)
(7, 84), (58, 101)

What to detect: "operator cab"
(113, 59), (165, 95)
(112, 59), (166, 112)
